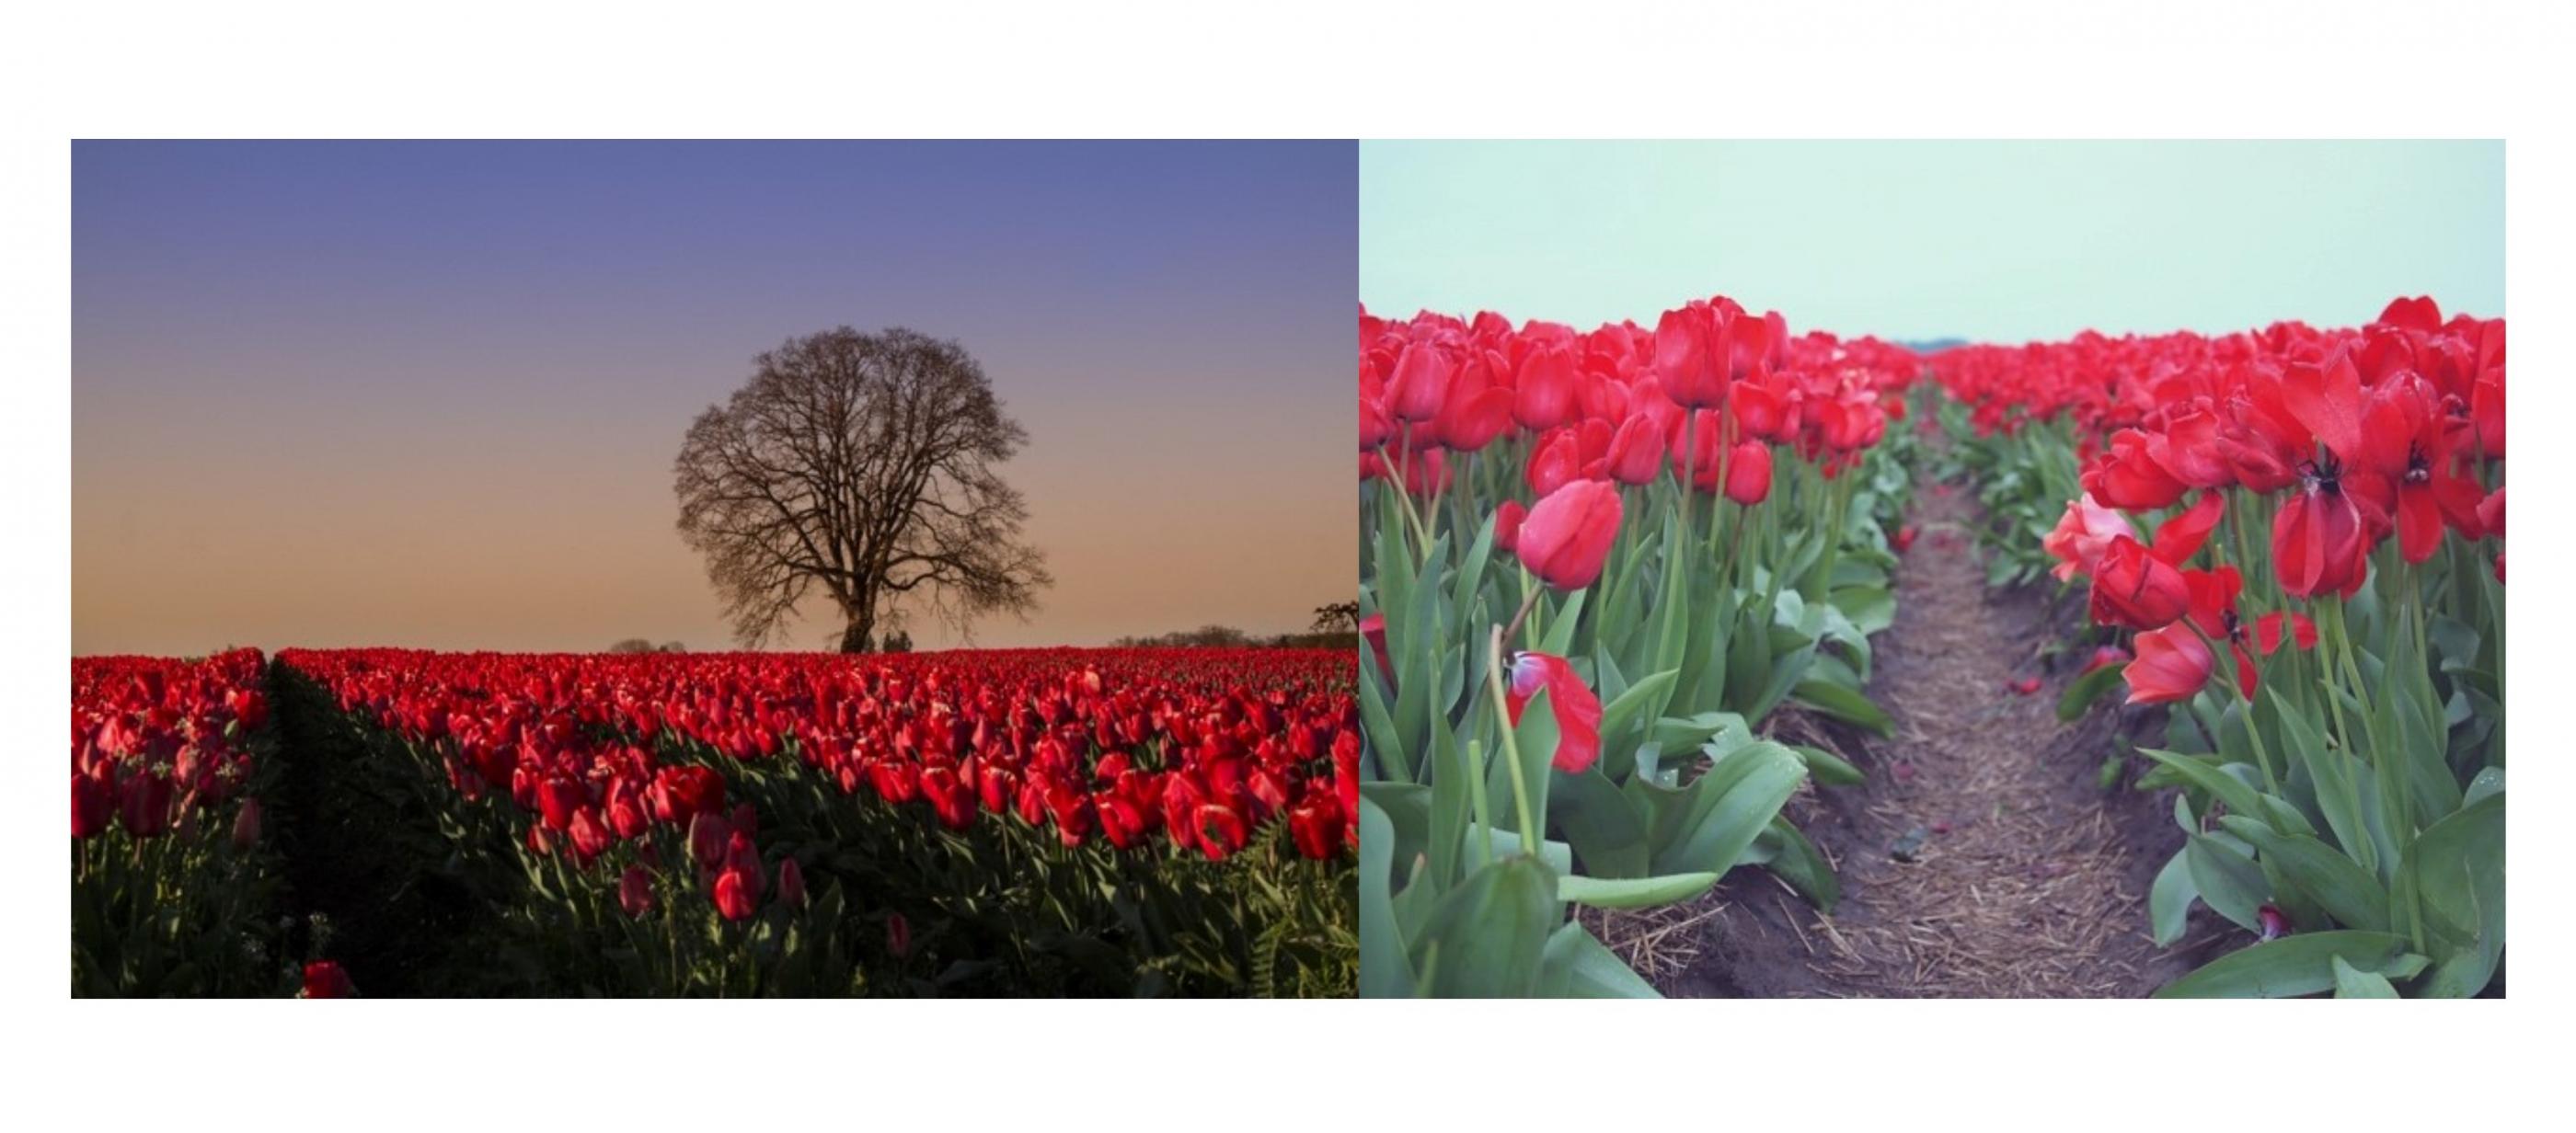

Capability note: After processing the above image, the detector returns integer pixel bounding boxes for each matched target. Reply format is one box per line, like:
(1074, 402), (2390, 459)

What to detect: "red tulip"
(569, 807), (610, 867)
(2123, 624), (2212, 705)
(2271, 476), (2373, 600)
(1722, 440), (1771, 505)
(232, 796), (262, 850)
(2088, 537), (2191, 630)
(1360, 613), (1390, 684)
(1503, 652), (1604, 773)
(687, 810), (731, 872)
(1385, 340), (1454, 424)
(118, 769), (173, 839)
(2007, 677), (2042, 696)
(1524, 429), (1583, 498)
(1512, 342), (1580, 431)
(1516, 480), (1622, 591)
(619, 865), (656, 918)
(713, 866), (759, 921)
(1604, 413), (1664, 486)
(2042, 494), (2131, 581)
(301, 961), (357, 999)
(1892, 525), (1918, 555)
(2241, 611), (2302, 654)
(73, 771), (111, 840)
(606, 778), (650, 840)
(1193, 802), (1250, 862)
(2081, 645), (2132, 674)
(775, 856), (807, 910)
(1492, 499), (1526, 554)
(2083, 429), (2188, 511)
(886, 912), (912, 958)
(1287, 796), (1343, 859)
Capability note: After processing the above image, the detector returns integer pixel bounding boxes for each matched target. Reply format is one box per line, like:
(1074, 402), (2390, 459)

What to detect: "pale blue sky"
(1361, 141), (2503, 343)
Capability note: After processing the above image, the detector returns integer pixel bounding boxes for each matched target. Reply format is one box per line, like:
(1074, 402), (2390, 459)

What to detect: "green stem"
(1487, 625), (1540, 860)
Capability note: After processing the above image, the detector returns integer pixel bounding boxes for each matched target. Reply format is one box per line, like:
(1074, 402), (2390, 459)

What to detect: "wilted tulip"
(1504, 651), (1604, 773)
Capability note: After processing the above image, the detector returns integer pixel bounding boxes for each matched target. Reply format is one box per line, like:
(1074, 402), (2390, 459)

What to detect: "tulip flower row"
(1930, 297), (2505, 997)
(275, 647), (1357, 996)
(71, 649), (316, 995)
(1357, 297), (1920, 997)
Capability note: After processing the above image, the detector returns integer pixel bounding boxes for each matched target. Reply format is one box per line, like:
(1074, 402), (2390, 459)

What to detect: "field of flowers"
(73, 647), (1356, 997)
(1934, 297), (2504, 997)
(1357, 293), (2504, 999)
(1356, 298), (1920, 996)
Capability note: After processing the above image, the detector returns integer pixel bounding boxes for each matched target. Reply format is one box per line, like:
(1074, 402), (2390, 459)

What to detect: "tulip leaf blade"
(1555, 870), (1720, 910)
(2331, 956), (2400, 999)
(2217, 815), (2389, 933)
(2154, 930), (2415, 999)
(2055, 660), (2126, 722)
(1788, 680), (1893, 738)
(1409, 855), (1558, 998)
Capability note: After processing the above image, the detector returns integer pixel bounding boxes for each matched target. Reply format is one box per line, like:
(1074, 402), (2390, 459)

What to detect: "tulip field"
(74, 646), (1357, 997)
(1356, 294), (2504, 998)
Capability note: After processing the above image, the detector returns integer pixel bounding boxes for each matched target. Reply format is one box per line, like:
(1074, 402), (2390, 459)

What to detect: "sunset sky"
(74, 141), (1355, 655)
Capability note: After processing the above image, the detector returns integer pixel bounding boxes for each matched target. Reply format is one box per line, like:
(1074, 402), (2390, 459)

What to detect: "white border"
(7, 1), (2561, 1127)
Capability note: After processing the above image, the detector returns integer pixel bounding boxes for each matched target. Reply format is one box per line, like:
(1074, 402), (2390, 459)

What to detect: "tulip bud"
(232, 796), (262, 850)
(775, 857), (806, 910)
(886, 911), (912, 958)
(619, 865), (655, 918)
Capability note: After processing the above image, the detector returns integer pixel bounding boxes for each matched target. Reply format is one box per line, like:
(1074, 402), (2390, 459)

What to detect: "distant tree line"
(1107, 603), (1362, 651)
(606, 639), (688, 654)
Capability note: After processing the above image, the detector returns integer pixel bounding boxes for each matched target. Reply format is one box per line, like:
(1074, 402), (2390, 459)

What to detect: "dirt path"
(1604, 465), (2216, 997)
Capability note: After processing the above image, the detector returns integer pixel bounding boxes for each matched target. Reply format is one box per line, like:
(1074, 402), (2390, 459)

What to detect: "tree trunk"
(837, 613), (874, 654)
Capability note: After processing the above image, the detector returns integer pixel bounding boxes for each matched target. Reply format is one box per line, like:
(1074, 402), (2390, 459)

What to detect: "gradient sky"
(1363, 140), (2503, 341)
(75, 141), (1354, 656)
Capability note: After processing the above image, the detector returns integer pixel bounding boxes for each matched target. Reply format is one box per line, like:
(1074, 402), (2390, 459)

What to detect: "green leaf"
(2331, 956), (2400, 998)
(2135, 749), (2267, 830)
(1757, 817), (1841, 913)
(1652, 742), (1806, 877)
(1549, 767), (1650, 880)
(2184, 834), (2270, 933)
(2148, 847), (2197, 947)
(2217, 816), (2388, 933)
(1538, 921), (1662, 999)
(2403, 791), (2505, 998)
(1555, 871), (1720, 910)
(1789, 680), (1893, 738)
(2056, 661), (2126, 722)
(1357, 796), (1412, 998)
(1597, 669), (1678, 762)
(1408, 855), (1558, 998)
(2153, 931), (2418, 999)
(1789, 744), (1864, 787)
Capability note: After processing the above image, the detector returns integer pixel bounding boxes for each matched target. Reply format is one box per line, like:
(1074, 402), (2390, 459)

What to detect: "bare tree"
(673, 326), (1052, 652)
